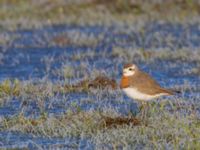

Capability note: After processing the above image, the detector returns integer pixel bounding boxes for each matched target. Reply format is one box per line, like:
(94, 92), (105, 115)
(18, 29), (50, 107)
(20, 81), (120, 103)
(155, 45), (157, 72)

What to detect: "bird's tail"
(172, 89), (181, 94)
(160, 88), (180, 95)
(166, 89), (181, 95)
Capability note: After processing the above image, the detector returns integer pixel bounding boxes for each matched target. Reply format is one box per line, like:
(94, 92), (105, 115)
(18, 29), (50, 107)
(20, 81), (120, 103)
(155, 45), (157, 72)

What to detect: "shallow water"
(0, 22), (200, 149)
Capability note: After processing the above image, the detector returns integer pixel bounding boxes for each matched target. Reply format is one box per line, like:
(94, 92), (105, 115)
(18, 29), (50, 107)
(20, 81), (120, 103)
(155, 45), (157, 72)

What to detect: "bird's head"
(122, 64), (138, 77)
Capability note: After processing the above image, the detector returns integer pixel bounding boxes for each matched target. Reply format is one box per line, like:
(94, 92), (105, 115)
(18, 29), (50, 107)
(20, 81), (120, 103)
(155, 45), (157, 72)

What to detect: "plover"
(120, 63), (175, 120)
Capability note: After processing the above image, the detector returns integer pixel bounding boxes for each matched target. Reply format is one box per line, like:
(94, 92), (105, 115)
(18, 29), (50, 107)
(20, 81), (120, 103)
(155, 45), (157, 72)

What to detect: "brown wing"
(129, 70), (173, 95)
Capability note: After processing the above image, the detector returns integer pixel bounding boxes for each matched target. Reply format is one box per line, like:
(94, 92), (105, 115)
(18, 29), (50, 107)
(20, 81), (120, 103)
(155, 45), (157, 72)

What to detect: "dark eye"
(129, 68), (133, 71)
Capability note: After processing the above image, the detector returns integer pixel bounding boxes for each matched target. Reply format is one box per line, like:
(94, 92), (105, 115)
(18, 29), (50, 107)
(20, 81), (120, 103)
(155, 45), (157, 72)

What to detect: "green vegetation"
(1, 0), (200, 30)
(1, 98), (200, 148)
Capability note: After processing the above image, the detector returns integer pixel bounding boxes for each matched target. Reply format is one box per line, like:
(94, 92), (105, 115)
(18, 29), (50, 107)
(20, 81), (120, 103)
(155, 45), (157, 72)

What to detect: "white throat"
(123, 71), (135, 77)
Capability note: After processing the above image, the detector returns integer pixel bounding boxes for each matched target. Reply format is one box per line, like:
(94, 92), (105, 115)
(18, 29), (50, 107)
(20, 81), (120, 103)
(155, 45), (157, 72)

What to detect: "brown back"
(128, 70), (173, 95)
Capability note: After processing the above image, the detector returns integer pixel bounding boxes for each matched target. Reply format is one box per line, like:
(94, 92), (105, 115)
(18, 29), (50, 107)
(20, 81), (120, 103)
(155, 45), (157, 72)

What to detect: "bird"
(120, 63), (176, 120)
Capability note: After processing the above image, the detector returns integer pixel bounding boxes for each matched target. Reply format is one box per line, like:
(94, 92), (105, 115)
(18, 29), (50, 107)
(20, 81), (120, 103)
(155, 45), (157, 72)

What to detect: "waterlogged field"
(0, 23), (200, 149)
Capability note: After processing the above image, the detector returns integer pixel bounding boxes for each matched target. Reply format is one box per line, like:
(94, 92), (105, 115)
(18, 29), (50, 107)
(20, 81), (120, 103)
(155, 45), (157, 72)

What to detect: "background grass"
(0, 0), (200, 30)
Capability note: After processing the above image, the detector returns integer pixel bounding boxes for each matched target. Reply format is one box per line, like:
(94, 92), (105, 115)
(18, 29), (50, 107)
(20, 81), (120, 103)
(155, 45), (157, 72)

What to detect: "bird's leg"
(140, 101), (148, 124)
(138, 101), (145, 114)
(142, 102), (146, 120)
(144, 102), (150, 125)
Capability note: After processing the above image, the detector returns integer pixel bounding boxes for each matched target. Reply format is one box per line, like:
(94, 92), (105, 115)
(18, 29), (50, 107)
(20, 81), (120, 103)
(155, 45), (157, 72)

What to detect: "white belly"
(123, 88), (167, 101)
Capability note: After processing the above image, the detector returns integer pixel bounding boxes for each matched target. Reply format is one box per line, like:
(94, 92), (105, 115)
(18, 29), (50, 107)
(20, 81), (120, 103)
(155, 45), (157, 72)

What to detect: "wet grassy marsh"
(0, 0), (200, 149)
